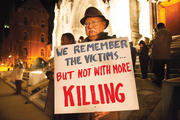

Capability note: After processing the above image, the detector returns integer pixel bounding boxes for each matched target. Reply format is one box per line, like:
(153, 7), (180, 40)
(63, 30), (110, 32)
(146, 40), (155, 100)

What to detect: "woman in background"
(139, 40), (149, 79)
(44, 33), (76, 120)
(61, 33), (76, 45)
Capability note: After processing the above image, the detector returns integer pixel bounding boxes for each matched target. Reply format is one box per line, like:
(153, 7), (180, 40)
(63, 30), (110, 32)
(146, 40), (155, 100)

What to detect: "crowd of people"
(137, 22), (172, 87)
(118, 22), (172, 88)
(44, 6), (172, 120)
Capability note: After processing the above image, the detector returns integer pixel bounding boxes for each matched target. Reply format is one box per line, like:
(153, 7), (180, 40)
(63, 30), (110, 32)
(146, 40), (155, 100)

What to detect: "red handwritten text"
(56, 71), (75, 82)
(63, 82), (125, 107)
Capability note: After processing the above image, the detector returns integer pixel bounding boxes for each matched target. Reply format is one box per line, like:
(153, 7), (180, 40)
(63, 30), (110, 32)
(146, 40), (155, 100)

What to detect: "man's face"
(84, 17), (106, 41)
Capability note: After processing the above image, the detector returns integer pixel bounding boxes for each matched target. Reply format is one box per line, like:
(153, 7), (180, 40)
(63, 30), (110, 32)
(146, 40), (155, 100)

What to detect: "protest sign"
(54, 37), (139, 114)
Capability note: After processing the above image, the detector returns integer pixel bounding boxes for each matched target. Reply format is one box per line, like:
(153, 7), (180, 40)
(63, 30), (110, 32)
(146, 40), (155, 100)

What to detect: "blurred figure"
(151, 23), (172, 87)
(139, 40), (149, 79)
(78, 36), (84, 43)
(129, 42), (137, 72)
(44, 70), (54, 119)
(61, 33), (76, 45)
(44, 33), (77, 120)
(14, 60), (24, 95)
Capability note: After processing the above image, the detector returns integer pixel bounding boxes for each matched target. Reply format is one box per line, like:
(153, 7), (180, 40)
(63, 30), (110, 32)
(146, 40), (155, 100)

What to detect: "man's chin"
(88, 34), (98, 38)
(88, 35), (98, 41)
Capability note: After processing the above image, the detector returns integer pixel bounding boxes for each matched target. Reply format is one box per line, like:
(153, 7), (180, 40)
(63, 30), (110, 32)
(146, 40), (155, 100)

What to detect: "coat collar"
(84, 32), (109, 42)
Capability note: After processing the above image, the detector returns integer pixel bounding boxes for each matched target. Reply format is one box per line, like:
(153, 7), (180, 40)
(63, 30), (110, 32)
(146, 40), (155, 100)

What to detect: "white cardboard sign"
(54, 37), (139, 114)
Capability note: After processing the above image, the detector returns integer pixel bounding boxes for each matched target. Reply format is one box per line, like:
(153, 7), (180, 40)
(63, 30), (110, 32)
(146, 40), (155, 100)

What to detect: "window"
(24, 17), (28, 25)
(41, 20), (45, 28)
(24, 32), (27, 41)
(41, 34), (45, 42)
(41, 49), (44, 57)
(4, 24), (10, 37)
(23, 48), (28, 57)
(4, 24), (10, 29)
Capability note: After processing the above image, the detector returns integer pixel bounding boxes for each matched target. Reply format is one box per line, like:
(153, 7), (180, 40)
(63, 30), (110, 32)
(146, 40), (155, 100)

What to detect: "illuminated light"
(52, 1), (74, 58)
(158, 6), (166, 24)
(30, 71), (43, 74)
(152, 0), (158, 3)
(109, 0), (131, 38)
(51, 4), (59, 58)
(1, 64), (4, 66)
(158, 0), (180, 24)
(0, 66), (13, 71)
(9, 55), (12, 58)
(4, 24), (10, 29)
(138, 0), (152, 39)
(160, 0), (180, 6)
(0, 67), (7, 71)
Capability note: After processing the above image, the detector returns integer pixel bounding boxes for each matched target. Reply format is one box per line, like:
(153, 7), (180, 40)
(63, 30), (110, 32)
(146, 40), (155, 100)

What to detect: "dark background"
(0, 0), (58, 44)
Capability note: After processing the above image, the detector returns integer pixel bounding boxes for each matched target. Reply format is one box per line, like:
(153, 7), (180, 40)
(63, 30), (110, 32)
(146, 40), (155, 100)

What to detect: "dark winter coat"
(139, 45), (149, 65)
(83, 32), (115, 42)
(152, 28), (172, 60)
(139, 44), (149, 75)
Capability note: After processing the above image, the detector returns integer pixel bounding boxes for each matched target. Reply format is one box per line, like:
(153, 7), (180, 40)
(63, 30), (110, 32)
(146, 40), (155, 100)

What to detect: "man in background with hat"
(80, 7), (115, 42)
(79, 6), (118, 120)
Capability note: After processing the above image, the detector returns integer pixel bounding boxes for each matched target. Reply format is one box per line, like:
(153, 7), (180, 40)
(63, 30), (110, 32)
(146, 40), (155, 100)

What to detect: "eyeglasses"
(84, 20), (103, 27)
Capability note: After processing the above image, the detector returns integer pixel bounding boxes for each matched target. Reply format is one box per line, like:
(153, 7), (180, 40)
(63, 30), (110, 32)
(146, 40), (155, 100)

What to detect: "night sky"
(0, 0), (11, 42)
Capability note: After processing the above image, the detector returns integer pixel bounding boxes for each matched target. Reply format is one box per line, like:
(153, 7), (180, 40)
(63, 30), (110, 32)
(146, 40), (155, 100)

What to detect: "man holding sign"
(54, 7), (139, 120)
(80, 6), (115, 120)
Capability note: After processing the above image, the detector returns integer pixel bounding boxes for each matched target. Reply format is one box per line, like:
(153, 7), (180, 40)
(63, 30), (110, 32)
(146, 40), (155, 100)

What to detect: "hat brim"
(80, 16), (109, 29)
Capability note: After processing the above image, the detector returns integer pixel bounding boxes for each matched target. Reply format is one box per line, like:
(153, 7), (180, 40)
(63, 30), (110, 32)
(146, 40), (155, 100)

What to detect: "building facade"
(52, 0), (180, 56)
(0, 0), (179, 70)
(0, 0), (51, 70)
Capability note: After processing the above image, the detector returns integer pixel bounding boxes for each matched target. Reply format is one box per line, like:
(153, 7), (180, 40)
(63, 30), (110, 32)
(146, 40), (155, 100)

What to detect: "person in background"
(14, 60), (24, 95)
(78, 36), (84, 43)
(129, 42), (137, 72)
(44, 33), (77, 120)
(44, 70), (54, 119)
(80, 6), (116, 120)
(61, 33), (76, 45)
(149, 29), (157, 74)
(151, 23), (172, 87)
(139, 40), (149, 79)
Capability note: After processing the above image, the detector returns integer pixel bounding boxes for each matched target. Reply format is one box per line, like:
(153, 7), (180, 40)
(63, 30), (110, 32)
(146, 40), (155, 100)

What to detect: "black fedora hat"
(80, 7), (109, 28)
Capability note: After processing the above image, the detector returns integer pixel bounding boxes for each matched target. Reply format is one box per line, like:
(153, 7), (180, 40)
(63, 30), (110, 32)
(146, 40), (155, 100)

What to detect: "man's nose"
(88, 23), (94, 28)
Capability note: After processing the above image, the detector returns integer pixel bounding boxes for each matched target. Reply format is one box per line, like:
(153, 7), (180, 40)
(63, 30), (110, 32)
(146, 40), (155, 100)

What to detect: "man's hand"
(95, 112), (110, 120)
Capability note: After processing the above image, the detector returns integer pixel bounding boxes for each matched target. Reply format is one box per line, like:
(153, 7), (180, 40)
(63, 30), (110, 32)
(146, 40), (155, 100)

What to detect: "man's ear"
(102, 21), (106, 29)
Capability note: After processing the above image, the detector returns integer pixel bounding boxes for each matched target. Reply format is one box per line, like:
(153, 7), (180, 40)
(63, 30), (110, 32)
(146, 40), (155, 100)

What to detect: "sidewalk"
(120, 76), (162, 120)
(0, 79), (50, 120)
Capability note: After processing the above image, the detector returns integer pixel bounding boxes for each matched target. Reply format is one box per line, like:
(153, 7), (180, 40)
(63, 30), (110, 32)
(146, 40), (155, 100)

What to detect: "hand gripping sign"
(54, 37), (139, 114)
